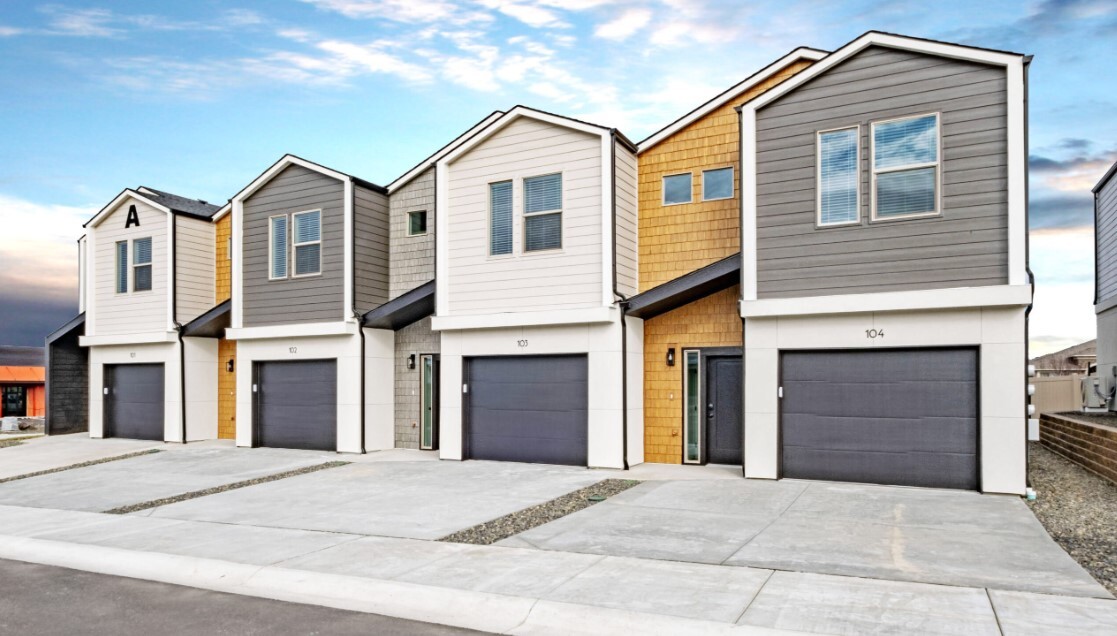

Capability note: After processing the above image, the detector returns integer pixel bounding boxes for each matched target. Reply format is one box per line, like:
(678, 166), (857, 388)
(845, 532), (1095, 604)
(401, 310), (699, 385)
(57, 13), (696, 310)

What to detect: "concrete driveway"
(0, 434), (162, 480)
(141, 460), (603, 539)
(500, 478), (1111, 599)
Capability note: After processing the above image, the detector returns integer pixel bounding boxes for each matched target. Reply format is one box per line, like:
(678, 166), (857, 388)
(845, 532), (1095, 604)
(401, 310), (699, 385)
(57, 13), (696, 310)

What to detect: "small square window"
(408, 210), (427, 236)
(702, 167), (734, 201)
(663, 173), (692, 205)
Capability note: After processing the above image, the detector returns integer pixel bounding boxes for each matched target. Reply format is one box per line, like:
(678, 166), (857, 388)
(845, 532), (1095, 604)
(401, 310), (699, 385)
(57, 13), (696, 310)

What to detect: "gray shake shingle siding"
(389, 167), (435, 300)
(394, 317), (439, 449)
(1097, 173), (1117, 304)
(242, 164), (345, 326)
(755, 45), (1009, 298)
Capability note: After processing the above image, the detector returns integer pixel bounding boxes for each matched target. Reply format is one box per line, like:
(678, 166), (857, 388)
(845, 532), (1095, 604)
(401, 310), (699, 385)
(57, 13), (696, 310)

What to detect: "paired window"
(115, 237), (153, 294)
(663, 173), (692, 205)
(408, 210), (427, 236)
(269, 210), (322, 280)
(702, 167), (734, 201)
(488, 174), (563, 256)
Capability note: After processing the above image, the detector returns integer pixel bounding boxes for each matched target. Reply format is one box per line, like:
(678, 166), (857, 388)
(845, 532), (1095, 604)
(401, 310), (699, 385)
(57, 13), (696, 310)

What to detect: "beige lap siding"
(91, 197), (169, 335)
(175, 216), (215, 324)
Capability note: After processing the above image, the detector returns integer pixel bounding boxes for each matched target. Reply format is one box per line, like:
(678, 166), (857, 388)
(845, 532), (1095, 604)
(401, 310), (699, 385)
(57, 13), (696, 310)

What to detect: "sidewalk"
(0, 504), (1114, 635)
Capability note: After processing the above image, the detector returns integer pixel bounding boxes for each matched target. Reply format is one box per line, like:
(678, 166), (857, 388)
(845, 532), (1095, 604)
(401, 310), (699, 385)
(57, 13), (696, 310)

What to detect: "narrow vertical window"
(523, 173), (562, 252)
(133, 237), (152, 292)
(269, 215), (288, 279)
(293, 210), (321, 276)
(421, 354), (435, 450)
(489, 180), (512, 255)
(684, 350), (701, 464)
(115, 241), (128, 293)
(818, 127), (860, 226)
(872, 113), (940, 220)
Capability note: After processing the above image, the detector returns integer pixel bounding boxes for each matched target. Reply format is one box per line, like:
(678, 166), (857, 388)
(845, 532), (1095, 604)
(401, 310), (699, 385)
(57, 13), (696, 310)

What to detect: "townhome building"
(1092, 160), (1117, 399)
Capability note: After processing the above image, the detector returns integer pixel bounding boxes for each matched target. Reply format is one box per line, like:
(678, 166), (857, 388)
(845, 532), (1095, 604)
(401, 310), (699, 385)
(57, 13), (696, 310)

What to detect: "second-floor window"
(663, 173), (692, 205)
(269, 215), (288, 279)
(702, 167), (734, 201)
(523, 173), (562, 252)
(818, 127), (860, 226)
(872, 113), (940, 220)
(490, 181), (513, 256)
(115, 241), (128, 293)
(408, 210), (427, 236)
(293, 210), (321, 276)
(133, 237), (152, 292)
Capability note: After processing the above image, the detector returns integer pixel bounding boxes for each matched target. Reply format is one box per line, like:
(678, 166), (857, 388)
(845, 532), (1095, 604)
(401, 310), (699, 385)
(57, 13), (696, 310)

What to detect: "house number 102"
(865, 329), (884, 339)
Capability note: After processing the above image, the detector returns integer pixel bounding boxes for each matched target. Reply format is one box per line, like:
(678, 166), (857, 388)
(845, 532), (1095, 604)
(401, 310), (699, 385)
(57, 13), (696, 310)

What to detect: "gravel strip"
(0, 438), (29, 449)
(438, 478), (640, 545)
(104, 461), (350, 515)
(0, 449), (161, 485)
(1027, 443), (1117, 596)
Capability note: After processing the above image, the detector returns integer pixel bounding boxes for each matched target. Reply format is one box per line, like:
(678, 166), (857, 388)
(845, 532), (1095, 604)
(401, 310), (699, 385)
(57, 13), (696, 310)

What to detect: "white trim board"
(740, 284), (1033, 318)
(225, 321), (360, 341)
(232, 155), (351, 205)
(80, 331), (179, 347)
(388, 111), (505, 193)
(84, 189), (172, 229)
(431, 307), (616, 331)
(437, 106), (613, 167)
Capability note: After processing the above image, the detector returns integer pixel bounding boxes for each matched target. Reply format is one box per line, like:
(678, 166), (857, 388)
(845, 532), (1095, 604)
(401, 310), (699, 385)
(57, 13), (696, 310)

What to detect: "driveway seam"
(719, 482), (812, 565)
(985, 588), (1006, 635)
(732, 568), (775, 625)
(264, 534), (365, 568)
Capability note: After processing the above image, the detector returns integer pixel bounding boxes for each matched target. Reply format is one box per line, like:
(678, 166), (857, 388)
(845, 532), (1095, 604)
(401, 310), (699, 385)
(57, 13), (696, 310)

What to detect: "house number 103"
(517, 339), (529, 348)
(865, 329), (884, 339)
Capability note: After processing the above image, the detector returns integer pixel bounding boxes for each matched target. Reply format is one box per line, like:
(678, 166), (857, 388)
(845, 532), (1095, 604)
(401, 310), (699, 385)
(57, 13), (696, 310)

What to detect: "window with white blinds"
(115, 241), (128, 293)
(292, 210), (321, 276)
(269, 215), (288, 279)
(872, 113), (939, 219)
(490, 180), (513, 255)
(133, 237), (152, 292)
(817, 127), (860, 226)
(523, 173), (561, 252)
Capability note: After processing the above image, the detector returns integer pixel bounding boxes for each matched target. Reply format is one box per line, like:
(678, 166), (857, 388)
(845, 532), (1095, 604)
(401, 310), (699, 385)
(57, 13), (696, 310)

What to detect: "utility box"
(1082, 374), (1112, 411)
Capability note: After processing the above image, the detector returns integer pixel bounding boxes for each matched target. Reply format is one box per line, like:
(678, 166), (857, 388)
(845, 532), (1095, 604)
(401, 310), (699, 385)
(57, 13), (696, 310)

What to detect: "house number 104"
(865, 329), (884, 339)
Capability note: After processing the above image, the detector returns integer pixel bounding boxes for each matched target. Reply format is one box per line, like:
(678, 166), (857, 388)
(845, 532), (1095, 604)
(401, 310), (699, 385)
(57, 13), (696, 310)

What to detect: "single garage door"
(780, 349), (978, 490)
(254, 359), (336, 451)
(465, 355), (588, 466)
(104, 363), (165, 441)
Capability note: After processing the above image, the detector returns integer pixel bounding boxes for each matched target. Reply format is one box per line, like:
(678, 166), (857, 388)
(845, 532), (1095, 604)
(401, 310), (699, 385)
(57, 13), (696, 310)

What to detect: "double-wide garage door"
(254, 359), (337, 451)
(465, 355), (588, 466)
(104, 363), (165, 441)
(781, 348), (979, 490)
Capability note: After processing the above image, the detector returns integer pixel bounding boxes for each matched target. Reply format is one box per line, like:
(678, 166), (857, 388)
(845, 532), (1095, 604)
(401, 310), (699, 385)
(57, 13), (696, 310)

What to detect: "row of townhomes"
(46, 32), (1033, 494)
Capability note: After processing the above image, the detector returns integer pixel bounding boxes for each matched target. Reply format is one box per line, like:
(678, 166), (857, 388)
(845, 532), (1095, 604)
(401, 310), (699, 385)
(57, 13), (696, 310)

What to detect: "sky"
(0, 0), (1114, 355)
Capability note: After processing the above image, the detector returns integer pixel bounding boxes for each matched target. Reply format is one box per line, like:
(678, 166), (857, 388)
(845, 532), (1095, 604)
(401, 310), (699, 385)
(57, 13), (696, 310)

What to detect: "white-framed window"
(817, 126), (860, 226)
(408, 210), (427, 236)
(871, 112), (940, 221)
(132, 237), (152, 292)
(702, 167), (734, 201)
(663, 172), (692, 205)
(268, 214), (288, 280)
(489, 180), (513, 256)
(523, 173), (562, 252)
(292, 210), (322, 276)
(115, 241), (128, 294)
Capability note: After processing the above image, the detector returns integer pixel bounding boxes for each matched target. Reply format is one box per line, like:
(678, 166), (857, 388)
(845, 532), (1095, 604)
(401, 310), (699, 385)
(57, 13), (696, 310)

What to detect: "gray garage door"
(781, 349), (978, 490)
(104, 363), (164, 441)
(465, 355), (588, 466)
(254, 359), (336, 451)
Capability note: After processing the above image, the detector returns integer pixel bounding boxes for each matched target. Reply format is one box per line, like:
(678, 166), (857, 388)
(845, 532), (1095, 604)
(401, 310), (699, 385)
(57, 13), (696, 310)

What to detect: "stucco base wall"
(1095, 305), (1117, 386)
(744, 304), (1027, 495)
(437, 312), (644, 469)
(393, 317), (440, 449)
(88, 341), (187, 441)
(183, 337), (218, 442)
(363, 327), (395, 451)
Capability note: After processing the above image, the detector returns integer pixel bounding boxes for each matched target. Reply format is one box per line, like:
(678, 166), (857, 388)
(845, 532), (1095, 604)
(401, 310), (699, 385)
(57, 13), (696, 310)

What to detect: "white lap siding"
(91, 198), (169, 336)
(175, 216), (216, 324)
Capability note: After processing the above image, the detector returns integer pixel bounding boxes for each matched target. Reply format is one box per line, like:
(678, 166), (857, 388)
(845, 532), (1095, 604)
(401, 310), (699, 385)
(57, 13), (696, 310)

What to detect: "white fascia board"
(343, 178), (354, 322)
(231, 199), (244, 329)
(388, 111), (505, 193)
(211, 202), (231, 221)
(85, 189), (171, 229)
(438, 106), (610, 168)
(80, 331), (179, 347)
(1005, 58), (1027, 286)
(431, 307), (615, 331)
(637, 47), (828, 154)
(225, 321), (359, 341)
(232, 154), (350, 204)
(740, 285), (1034, 318)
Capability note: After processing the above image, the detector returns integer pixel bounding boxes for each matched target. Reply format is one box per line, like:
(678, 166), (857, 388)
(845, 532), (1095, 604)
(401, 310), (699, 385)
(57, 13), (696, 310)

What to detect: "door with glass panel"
(420, 354), (440, 450)
(682, 348), (743, 465)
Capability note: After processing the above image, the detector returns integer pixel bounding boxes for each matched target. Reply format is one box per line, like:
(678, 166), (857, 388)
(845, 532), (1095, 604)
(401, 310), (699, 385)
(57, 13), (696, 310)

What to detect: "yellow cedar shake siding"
(637, 59), (813, 292)
(215, 214), (231, 302)
(217, 337), (236, 439)
(643, 286), (742, 464)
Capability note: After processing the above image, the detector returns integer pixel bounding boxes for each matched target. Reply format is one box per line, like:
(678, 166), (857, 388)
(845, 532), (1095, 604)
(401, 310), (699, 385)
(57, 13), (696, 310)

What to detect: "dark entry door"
(706, 356), (743, 465)
(104, 364), (165, 440)
(3, 386), (27, 417)
(465, 355), (588, 466)
(780, 348), (979, 490)
(254, 359), (337, 451)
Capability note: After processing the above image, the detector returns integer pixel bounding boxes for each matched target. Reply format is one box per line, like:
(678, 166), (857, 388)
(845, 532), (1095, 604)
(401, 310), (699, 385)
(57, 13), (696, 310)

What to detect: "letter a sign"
(125, 204), (141, 228)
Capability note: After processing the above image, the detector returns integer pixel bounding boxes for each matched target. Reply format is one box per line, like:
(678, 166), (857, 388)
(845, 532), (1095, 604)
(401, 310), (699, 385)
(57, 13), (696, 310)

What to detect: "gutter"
(735, 103), (747, 478)
(610, 131), (630, 470)
(352, 179), (367, 454)
(172, 214), (187, 444)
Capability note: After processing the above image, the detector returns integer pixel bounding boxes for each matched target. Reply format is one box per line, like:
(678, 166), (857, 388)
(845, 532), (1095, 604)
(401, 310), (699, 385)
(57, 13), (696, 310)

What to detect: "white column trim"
(601, 134), (614, 307)
(435, 160), (450, 317)
(343, 178), (355, 321)
(740, 109), (758, 301)
(166, 212), (175, 331)
(1005, 58), (1027, 286)
(232, 199), (244, 329)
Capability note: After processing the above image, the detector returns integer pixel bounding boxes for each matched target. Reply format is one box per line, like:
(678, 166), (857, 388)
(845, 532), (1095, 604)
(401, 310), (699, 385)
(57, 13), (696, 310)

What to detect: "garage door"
(104, 363), (165, 441)
(254, 359), (336, 451)
(780, 349), (978, 490)
(465, 355), (587, 466)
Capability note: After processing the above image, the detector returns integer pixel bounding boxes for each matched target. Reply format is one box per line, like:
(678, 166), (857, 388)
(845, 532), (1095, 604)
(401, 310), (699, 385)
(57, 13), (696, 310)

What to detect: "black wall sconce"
(226, 359), (235, 373)
(666, 348), (676, 367)
(407, 353), (416, 370)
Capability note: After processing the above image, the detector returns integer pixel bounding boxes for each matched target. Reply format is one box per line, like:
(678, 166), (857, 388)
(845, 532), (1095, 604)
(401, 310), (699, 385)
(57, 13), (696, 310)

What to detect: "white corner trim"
(85, 190), (171, 229)
(225, 321), (359, 341)
(601, 134), (614, 307)
(740, 285), (1033, 318)
(85, 232), (96, 335)
(166, 213), (176, 331)
(211, 202), (231, 221)
(343, 178), (354, 322)
(435, 161), (450, 317)
(232, 199), (244, 329)
(740, 111), (758, 301)
(638, 47), (828, 154)
(1005, 58), (1027, 286)
(431, 307), (615, 331)
(78, 236), (87, 315)
(388, 111), (505, 193)
(438, 107), (611, 168)
(80, 331), (179, 347)
(232, 155), (350, 204)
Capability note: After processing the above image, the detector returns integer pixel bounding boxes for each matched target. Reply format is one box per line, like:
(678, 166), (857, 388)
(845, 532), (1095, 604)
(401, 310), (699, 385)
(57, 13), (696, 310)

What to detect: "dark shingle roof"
(138, 187), (222, 220)
(0, 346), (45, 367)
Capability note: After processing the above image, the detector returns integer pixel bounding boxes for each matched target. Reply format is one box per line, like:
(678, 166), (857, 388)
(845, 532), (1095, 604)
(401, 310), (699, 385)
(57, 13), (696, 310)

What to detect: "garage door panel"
(782, 350), (976, 382)
(470, 382), (588, 411)
(783, 415), (978, 454)
(783, 382), (977, 419)
(256, 360), (336, 452)
(105, 364), (165, 441)
(782, 448), (979, 490)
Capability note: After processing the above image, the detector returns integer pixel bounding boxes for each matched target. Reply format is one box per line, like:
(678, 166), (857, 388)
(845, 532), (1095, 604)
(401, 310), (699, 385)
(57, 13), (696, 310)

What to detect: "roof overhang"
(626, 254), (740, 320)
(232, 154), (360, 204)
(46, 313), (85, 346)
(637, 47), (829, 154)
(212, 202), (232, 221)
(388, 111), (505, 193)
(182, 300), (230, 338)
(362, 280), (435, 330)
(84, 189), (171, 229)
(438, 106), (619, 167)
(1093, 160), (1117, 194)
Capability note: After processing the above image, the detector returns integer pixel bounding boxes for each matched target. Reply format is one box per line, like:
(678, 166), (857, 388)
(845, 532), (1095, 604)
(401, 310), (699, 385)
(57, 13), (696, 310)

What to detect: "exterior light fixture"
(407, 353), (416, 370)
(226, 359), (235, 373)
(666, 348), (676, 367)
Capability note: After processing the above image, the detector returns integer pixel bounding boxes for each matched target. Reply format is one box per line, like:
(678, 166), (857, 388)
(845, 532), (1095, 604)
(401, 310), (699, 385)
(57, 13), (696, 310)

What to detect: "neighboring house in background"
(1029, 340), (1096, 377)
(739, 32), (1031, 494)
(0, 346), (45, 418)
(1094, 160), (1117, 405)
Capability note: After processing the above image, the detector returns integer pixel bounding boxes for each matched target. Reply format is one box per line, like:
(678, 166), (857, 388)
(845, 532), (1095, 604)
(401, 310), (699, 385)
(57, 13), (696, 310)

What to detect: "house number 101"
(865, 329), (884, 339)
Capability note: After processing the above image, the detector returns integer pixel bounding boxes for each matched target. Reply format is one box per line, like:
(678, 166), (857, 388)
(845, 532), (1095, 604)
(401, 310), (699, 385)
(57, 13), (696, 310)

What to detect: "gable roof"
(84, 187), (219, 228)
(1094, 159), (1117, 194)
(637, 47), (829, 154)
(230, 153), (387, 204)
(388, 110), (505, 193)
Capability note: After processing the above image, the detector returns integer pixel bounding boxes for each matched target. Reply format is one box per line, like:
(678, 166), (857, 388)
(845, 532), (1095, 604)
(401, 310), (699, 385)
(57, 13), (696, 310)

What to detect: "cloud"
(477, 0), (569, 28)
(1029, 194), (1094, 231)
(300, 0), (490, 25)
(45, 7), (120, 37)
(1030, 146), (1117, 193)
(0, 26), (22, 37)
(594, 8), (652, 41)
(0, 193), (91, 314)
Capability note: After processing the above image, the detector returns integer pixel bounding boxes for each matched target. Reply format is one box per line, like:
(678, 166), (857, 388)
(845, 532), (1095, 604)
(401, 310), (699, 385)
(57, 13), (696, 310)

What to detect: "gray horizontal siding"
(354, 184), (390, 312)
(755, 45), (1009, 299)
(243, 164), (345, 326)
(1099, 175), (1117, 303)
(389, 167), (435, 300)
